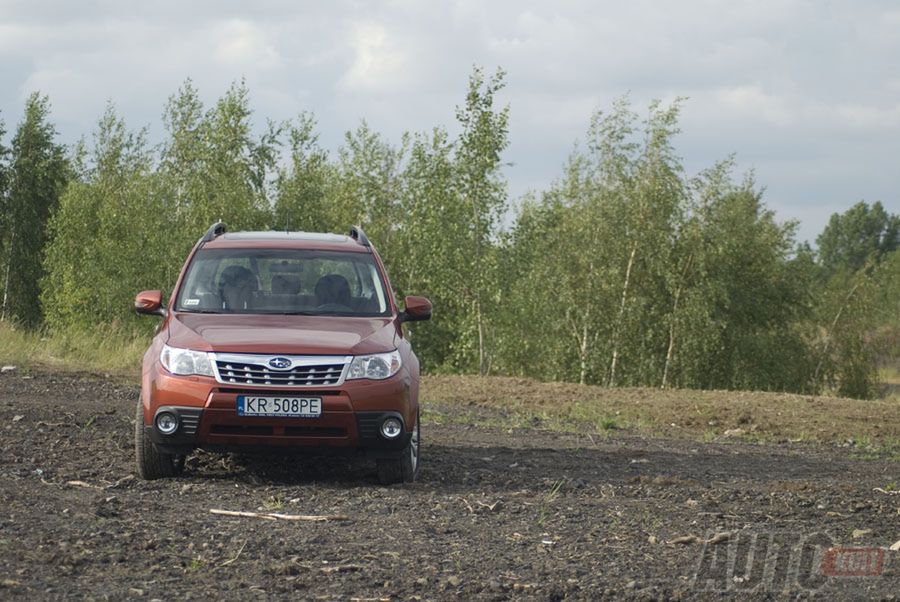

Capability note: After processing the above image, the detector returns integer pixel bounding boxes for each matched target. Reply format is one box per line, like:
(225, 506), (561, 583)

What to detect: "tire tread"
(134, 400), (181, 480)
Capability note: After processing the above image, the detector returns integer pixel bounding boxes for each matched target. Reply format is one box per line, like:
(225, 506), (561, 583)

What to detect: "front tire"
(376, 409), (420, 485)
(135, 399), (184, 480)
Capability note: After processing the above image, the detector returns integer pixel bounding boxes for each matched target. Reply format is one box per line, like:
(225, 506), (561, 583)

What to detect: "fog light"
(380, 417), (403, 439)
(155, 411), (179, 435)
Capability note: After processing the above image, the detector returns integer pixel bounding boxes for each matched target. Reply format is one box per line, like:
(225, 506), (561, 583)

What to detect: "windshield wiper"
(178, 309), (222, 314)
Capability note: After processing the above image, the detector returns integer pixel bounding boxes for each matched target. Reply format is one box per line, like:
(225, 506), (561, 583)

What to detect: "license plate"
(236, 396), (322, 418)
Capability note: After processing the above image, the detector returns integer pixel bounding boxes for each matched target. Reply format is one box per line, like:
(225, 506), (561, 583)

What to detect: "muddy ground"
(0, 370), (898, 601)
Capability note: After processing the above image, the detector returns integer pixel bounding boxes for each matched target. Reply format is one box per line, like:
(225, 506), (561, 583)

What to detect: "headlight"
(160, 344), (214, 377)
(347, 350), (401, 380)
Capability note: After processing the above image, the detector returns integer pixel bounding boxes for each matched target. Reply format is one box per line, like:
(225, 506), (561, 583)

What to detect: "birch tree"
(273, 113), (330, 233)
(42, 105), (163, 331)
(453, 67), (509, 375)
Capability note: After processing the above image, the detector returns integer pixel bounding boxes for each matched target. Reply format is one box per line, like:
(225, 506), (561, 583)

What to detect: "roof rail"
(349, 225), (370, 247)
(201, 222), (226, 244)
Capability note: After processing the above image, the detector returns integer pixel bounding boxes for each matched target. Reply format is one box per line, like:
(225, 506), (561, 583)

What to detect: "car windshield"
(175, 248), (391, 316)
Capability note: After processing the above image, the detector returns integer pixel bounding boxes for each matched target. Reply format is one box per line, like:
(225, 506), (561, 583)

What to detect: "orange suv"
(134, 223), (431, 484)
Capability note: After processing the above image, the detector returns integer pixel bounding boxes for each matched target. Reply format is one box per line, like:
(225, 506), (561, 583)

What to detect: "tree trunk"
(579, 320), (589, 385)
(662, 253), (693, 388)
(812, 276), (865, 391)
(476, 299), (487, 376)
(0, 231), (14, 322)
(578, 261), (596, 386)
(608, 241), (637, 387)
(661, 292), (680, 389)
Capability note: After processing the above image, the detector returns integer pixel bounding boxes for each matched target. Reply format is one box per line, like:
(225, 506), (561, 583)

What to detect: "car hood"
(166, 313), (399, 356)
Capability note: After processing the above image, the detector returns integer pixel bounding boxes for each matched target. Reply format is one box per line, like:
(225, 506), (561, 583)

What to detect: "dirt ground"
(1, 370), (898, 601)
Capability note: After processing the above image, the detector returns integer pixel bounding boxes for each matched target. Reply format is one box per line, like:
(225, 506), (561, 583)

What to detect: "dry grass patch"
(422, 374), (900, 449)
(0, 323), (145, 376)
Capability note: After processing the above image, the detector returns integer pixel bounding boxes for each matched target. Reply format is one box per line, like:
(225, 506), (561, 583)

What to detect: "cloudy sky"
(1, 0), (898, 243)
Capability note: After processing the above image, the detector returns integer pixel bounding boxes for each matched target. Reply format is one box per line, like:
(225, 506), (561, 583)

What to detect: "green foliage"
(42, 104), (166, 333)
(0, 112), (9, 288)
(817, 201), (899, 276)
(273, 113), (331, 232)
(393, 127), (467, 371)
(8, 68), (894, 398)
(1, 94), (68, 328)
(810, 203), (900, 398)
(451, 67), (510, 374)
(685, 187), (813, 391)
(326, 121), (407, 243)
(160, 79), (278, 237)
(812, 265), (880, 399)
(494, 99), (815, 393)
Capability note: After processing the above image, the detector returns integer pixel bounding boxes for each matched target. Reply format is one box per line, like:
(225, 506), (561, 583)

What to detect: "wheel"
(134, 399), (184, 480)
(376, 409), (420, 485)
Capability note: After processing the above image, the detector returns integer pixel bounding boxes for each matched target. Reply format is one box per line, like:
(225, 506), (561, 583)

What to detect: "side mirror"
(400, 295), (432, 323)
(135, 290), (166, 317)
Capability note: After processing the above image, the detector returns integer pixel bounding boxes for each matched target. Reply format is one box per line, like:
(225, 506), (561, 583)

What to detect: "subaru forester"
(133, 223), (431, 484)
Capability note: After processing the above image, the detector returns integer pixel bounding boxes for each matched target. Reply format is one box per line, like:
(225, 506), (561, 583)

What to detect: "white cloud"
(337, 22), (407, 93)
(214, 19), (282, 71)
(713, 85), (794, 127)
(0, 0), (898, 242)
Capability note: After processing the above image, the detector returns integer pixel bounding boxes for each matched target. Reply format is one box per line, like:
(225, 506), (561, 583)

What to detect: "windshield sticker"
(183, 298), (200, 306)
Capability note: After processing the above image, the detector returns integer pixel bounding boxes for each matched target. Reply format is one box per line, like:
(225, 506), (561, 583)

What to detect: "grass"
(0, 322), (146, 376)
(880, 363), (900, 383)
(879, 364), (900, 402)
(598, 416), (619, 431)
(4, 322), (899, 451)
(423, 374), (900, 451)
(537, 479), (564, 527)
(262, 495), (285, 512)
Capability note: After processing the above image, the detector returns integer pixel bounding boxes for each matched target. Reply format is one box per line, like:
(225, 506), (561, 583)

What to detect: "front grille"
(217, 388), (342, 396)
(214, 360), (345, 387)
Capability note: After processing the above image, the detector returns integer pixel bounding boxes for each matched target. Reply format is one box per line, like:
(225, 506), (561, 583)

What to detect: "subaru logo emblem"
(268, 357), (292, 370)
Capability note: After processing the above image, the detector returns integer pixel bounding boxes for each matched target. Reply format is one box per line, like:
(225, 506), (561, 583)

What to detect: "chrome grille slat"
(210, 353), (350, 388)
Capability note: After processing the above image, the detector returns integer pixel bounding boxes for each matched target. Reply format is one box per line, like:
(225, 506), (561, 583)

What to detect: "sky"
(1, 0), (898, 243)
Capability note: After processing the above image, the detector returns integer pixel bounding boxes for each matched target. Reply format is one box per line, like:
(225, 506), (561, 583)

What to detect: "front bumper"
(147, 407), (410, 455)
(143, 370), (414, 455)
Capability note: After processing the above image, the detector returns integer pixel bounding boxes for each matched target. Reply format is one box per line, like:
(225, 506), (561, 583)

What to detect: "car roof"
(202, 231), (371, 253)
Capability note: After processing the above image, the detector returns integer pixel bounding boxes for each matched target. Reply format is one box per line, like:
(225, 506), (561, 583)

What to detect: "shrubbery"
(0, 69), (896, 397)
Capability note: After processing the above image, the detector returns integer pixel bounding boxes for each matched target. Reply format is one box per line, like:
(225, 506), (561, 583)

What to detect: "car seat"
(218, 265), (259, 310)
(314, 274), (352, 308)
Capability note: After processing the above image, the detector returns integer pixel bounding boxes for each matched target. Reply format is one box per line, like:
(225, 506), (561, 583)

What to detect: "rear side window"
(176, 249), (390, 316)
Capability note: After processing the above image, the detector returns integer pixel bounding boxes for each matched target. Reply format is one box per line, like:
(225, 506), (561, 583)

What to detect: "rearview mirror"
(135, 290), (166, 317)
(400, 295), (432, 323)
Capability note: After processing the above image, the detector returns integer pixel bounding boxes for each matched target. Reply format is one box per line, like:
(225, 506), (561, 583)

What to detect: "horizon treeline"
(0, 68), (897, 398)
